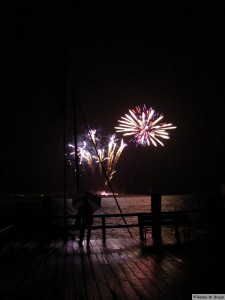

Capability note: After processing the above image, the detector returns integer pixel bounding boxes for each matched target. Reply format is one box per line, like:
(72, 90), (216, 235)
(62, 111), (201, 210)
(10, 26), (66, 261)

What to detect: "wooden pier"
(1, 193), (225, 299)
(1, 220), (225, 300)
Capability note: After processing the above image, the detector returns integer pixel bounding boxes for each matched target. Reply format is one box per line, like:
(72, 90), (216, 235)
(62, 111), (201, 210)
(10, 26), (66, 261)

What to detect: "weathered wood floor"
(1, 229), (225, 300)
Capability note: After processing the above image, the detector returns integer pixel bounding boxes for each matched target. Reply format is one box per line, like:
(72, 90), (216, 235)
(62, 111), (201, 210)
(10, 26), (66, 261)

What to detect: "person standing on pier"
(77, 195), (94, 246)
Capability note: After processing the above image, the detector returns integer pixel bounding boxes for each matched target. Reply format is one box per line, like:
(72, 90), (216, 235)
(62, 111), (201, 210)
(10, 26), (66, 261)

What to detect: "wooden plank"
(36, 240), (66, 300)
(111, 251), (151, 299)
(26, 244), (58, 300)
(63, 240), (76, 300)
(89, 239), (103, 255)
(51, 240), (67, 299)
(4, 243), (44, 298)
(97, 240), (139, 299)
(87, 250), (114, 300)
(157, 253), (194, 296)
(124, 236), (218, 297)
(72, 241), (87, 299)
(103, 240), (145, 299)
(119, 238), (180, 300)
(162, 243), (221, 293)
(100, 264), (128, 300)
(0, 230), (224, 300)
(82, 252), (102, 299)
(146, 253), (190, 299)
(139, 278), (164, 300)
(117, 239), (169, 299)
(0, 241), (39, 298)
(96, 252), (109, 266)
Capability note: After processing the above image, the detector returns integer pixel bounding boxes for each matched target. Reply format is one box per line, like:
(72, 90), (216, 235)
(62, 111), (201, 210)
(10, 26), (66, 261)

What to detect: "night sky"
(1, 1), (224, 195)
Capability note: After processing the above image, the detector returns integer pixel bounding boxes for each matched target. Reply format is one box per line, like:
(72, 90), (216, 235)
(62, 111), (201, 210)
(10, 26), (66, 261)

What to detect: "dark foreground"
(1, 223), (225, 300)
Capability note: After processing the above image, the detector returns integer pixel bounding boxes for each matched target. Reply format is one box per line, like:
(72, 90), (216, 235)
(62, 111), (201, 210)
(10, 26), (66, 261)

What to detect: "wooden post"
(138, 216), (144, 240)
(151, 193), (161, 243)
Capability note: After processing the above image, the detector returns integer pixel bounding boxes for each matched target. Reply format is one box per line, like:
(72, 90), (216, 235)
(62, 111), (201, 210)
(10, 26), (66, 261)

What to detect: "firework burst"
(115, 104), (176, 146)
(66, 129), (127, 190)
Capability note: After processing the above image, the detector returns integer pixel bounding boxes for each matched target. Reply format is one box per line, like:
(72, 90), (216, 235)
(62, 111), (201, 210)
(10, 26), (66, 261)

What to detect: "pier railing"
(51, 209), (215, 242)
(0, 209), (215, 243)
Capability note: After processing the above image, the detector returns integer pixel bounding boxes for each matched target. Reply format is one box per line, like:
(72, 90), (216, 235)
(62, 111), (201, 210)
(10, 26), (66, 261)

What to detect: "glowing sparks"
(66, 129), (127, 189)
(105, 135), (127, 183)
(115, 104), (176, 146)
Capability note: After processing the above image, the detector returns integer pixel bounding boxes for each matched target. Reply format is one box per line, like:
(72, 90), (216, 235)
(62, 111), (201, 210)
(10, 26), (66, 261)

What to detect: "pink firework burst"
(115, 104), (176, 146)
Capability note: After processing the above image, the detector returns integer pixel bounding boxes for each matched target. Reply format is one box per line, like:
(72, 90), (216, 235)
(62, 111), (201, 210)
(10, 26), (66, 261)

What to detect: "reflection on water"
(64, 194), (215, 239)
(0, 193), (216, 240)
(66, 194), (214, 214)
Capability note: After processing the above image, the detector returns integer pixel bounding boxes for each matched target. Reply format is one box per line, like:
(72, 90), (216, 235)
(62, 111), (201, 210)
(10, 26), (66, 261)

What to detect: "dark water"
(65, 193), (215, 239)
(99, 194), (214, 213)
(0, 193), (217, 239)
(65, 193), (214, 215)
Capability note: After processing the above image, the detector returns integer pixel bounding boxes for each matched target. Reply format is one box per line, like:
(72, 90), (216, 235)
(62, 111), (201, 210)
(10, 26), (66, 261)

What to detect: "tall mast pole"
(72, 90), (80, 193)
(63, 8), (67, 233)
(63, 81), (67, 231)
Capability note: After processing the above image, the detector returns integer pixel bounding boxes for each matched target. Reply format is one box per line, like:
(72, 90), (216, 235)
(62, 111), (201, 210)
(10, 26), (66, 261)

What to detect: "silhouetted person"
(77, 196), (94, 245)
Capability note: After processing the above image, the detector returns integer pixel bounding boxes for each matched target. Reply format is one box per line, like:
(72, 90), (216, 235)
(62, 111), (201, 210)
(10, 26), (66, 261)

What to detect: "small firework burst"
(115, 104), (176, 146)
(66, 129), (127, 190)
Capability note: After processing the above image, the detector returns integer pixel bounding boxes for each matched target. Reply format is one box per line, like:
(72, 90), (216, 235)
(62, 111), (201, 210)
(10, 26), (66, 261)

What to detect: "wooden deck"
(1, 224), (225, 300)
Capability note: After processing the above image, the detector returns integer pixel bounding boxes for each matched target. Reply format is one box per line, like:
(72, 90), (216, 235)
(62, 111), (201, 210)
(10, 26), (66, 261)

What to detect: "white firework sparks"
(115, 104), (176, 146)
(66, 129), (127, 188)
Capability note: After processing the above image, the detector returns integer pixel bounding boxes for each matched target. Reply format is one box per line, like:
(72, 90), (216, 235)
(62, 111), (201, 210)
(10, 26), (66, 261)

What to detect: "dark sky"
(1, 1), (225, 195)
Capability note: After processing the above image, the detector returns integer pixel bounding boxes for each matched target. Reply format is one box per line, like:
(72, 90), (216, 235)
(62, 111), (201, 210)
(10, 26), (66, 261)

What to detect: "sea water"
(0, 193), (216, 239)
(64, 193), (215, 239)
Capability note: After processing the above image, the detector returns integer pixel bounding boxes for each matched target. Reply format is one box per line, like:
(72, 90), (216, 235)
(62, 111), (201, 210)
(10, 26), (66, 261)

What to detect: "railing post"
(102, 216), (106, 243)
(151, 193), (162, 243)
(138, 216), (144, 240)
